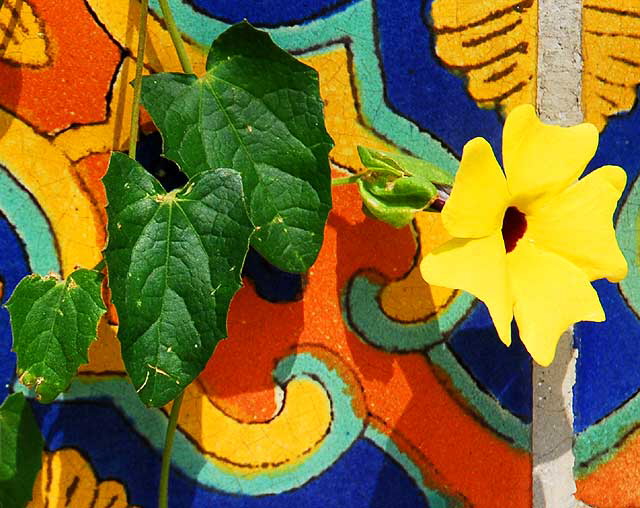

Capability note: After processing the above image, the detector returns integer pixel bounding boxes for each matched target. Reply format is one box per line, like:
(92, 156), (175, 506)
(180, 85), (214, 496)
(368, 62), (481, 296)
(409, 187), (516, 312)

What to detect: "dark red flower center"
(501, 206), (527, 253)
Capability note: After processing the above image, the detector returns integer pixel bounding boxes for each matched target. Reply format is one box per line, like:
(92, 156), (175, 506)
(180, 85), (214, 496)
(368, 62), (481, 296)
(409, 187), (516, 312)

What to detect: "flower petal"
(442, 137), (510, 238)
(502, 104), (599, 208)
(420, 232), (513, 345)
(526, 165), (628, 282)
(507, 241), (605, 366)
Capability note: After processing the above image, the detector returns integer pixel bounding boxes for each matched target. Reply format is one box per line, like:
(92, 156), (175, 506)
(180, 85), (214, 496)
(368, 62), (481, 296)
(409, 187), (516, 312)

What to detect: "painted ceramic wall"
(12, 0), (640, 506)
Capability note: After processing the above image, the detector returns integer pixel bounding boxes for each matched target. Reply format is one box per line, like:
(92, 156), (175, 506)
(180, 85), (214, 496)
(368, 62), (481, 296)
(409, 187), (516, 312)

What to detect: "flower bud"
(356, 146), (453, 227)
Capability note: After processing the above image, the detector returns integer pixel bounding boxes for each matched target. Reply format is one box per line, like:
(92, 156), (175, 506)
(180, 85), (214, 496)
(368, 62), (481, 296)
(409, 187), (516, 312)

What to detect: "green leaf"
(5, 269), (106, 403)
(140, 21), (333, 273)
(356, 146), (454, 228)
(103, 152), (254, 407)
(0, 393), (44, 507)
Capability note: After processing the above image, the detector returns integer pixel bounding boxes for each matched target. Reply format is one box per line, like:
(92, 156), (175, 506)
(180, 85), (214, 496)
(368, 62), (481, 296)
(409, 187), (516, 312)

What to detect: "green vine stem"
(129, 0), (150, 158)
(331, 174), (363, 186)
(148, 1), (191, 506)
(157, 0), (194, 74)
(127, 2), (189, 507)
(158, 390), (185, 508)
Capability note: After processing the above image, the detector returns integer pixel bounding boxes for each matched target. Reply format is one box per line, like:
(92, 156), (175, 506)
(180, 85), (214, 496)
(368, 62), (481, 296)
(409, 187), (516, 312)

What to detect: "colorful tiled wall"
(1, 0), (638, 506)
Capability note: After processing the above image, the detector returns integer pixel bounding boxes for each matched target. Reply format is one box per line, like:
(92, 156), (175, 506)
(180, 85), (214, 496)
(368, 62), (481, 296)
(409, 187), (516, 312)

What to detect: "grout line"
(537, 0), (583, 125)
(532, 332), (587, 507)
(534, 0), (584, 506)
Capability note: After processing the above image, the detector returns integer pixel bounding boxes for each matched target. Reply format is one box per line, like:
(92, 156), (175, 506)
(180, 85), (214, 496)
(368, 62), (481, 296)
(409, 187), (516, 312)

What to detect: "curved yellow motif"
(583, 1), (640, 131)
(174, 377), (331, 471)
(28, 448), (138, 508)
(379, 212), (458, 322)
(431, 0), (537, 114)
(302, 45), (399, 172)
(0, 0), (50, 67)
(0, 110), (101, 275)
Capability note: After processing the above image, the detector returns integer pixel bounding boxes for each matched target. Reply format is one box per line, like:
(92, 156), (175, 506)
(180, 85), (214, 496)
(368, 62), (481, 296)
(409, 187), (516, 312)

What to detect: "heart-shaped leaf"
(0, 393), (43, 507)
(103, 152), (253, 407)
(6, 269), (106, 403)
(140, 21), (333, 273)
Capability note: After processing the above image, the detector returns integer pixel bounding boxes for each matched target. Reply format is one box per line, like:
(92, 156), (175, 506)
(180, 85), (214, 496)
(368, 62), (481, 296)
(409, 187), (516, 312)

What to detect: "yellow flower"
(420, 104), (628, 366)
